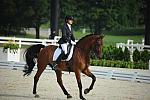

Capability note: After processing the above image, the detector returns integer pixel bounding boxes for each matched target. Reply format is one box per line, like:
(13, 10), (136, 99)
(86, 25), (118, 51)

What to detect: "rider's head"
(65, 16), (74, 25)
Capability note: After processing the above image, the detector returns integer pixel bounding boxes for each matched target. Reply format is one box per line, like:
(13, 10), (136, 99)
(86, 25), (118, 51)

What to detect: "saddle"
(53, 44), (74, 61)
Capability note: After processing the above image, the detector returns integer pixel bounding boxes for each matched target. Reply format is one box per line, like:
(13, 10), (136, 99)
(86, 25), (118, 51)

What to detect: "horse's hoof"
(34, 94), (40, 98)
(67, 94), (72, 99)
(80, 97), (86, 100)
(84, 88), (89, 94)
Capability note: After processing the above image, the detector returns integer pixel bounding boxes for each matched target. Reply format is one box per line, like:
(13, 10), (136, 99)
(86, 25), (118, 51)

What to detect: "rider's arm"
(71, 33), (75, 42)
(62, 26), (68, 42)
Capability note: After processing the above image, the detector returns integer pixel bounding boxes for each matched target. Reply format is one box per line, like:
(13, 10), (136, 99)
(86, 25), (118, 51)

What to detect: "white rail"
(92, 69), (150, 84)
(0, 36), (61, 47)
(0, 36), (61, 62)
(116, 39), (150, 52)
(116, 43), (150, 52)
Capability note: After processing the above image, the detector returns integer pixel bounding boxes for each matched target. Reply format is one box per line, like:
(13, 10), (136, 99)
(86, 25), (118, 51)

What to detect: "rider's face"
(67, 20), (73, 25)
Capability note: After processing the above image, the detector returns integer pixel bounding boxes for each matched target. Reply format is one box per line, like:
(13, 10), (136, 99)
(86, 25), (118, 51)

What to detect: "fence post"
(149, 60), (150, 70)
(133, 72), (137, 82)
(127, 40), (134, 62)
(19, 39), (21, 48)
(108, 70), (114, 79)
(13, 36), (15, 42)
(42, 39), (46, 46)
(130, 52), (133, 62)
(116, 43), (119, 48)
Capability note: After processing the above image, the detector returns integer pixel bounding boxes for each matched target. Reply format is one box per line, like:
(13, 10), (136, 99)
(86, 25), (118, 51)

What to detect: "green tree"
(59, 0), (77, 26)
(27, 0), (49, 38)
(0, 0), (19, 35)
(0, 0), (145, 38)
(144, 0), (150, 45)
(0, 0), (50, 38)
(67, 0), (142, 34)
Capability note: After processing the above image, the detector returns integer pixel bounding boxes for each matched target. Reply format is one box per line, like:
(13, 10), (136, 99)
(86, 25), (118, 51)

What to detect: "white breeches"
(60, 43), (69, 54)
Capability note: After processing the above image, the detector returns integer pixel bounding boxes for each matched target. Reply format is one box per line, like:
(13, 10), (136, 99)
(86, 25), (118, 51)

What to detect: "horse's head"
(76, 34), (104, 59)
(92, 35), (104, 59)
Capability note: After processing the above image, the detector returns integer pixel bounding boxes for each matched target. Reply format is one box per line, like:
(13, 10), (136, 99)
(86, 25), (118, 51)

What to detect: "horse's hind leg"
(82, 68), (96, 94)
(33, 65), (46, 97)
(55, 70), (72, 99)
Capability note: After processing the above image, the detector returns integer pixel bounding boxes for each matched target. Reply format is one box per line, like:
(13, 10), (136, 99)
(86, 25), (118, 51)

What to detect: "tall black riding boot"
(52, 53), (64, 70)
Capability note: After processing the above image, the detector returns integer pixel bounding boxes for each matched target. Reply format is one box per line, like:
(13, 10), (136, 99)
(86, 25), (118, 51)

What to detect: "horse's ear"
(100, 34), (105, 39)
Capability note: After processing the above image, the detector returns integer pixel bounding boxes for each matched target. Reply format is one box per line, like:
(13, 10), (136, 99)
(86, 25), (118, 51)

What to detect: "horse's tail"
(23, 44), (45, 76)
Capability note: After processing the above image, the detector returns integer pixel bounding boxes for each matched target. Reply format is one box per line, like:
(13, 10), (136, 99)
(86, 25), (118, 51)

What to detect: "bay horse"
(23, 34), (103, 100)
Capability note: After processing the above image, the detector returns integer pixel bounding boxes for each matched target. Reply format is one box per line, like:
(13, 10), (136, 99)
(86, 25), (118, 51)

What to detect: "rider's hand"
(71, 40), (76, 45)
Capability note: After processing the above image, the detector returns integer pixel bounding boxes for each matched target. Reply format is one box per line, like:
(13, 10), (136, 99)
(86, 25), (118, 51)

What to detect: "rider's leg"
(61, 43), (68, 55)
(51, 53), (63, 70)
(52, 43), (68, 70)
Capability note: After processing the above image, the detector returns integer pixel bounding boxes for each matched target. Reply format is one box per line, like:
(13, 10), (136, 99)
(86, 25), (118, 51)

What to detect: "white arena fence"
(0, 36), (61, 62)
(0, 36), (61, 47)
(116, 39), (150, 53)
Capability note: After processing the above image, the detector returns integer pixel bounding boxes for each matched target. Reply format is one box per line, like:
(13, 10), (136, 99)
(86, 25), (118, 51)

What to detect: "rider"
(52, 15), (76, 70)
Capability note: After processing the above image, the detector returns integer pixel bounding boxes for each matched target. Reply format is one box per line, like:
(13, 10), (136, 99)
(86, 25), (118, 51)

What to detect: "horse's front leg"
(82, 68), (96, 94)
(55, 70), (72, 99)
(75, 70), (86, 100)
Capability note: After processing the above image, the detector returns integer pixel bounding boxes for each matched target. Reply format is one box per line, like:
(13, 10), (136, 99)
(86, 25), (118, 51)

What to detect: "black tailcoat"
(58, 23), (75, 44)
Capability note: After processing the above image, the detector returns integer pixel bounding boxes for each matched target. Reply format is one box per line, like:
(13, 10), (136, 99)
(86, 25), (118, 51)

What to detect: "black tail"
(23, 44), (45, 76)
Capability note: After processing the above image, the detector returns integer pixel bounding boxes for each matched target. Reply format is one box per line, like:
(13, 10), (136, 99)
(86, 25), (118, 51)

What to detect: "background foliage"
(0, 0), (146, 37)
(90, 45), (150, 69)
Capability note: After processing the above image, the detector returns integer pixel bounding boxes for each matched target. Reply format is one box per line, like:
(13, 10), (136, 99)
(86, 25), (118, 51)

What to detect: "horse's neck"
(77, 36), (96, 50)
(75, 36), (97, 64)
(74, 35), (101, 67)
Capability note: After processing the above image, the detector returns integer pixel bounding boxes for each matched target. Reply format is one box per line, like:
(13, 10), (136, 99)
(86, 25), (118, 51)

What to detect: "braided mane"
(76, 34), (99, 45)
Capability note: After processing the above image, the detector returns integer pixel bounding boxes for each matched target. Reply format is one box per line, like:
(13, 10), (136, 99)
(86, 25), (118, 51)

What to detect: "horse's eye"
(96, 40), (101, 45)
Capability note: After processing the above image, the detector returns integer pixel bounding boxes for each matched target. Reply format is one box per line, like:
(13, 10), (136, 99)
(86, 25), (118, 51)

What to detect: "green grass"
(74, 27), (144, 46)
(41, 21), (50, 29)
(103, 35), (144, 46)
(75, 34), (144, 46)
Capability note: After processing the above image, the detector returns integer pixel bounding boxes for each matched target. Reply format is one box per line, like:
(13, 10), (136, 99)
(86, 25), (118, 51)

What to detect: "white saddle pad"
(53, 46), (74, 61)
